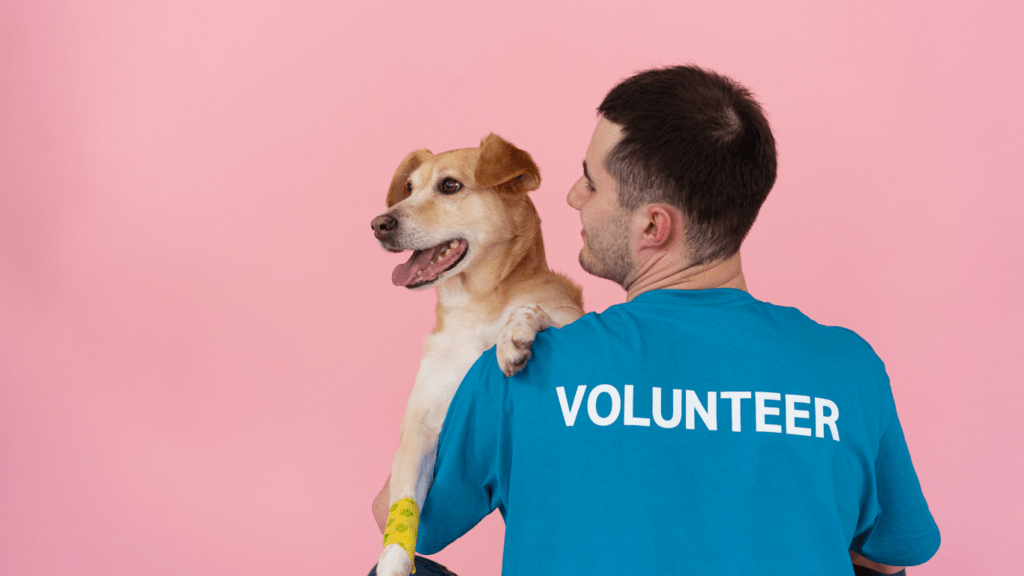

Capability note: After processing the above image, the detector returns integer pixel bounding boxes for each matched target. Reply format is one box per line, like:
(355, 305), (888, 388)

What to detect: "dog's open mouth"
(391, 238), (468, 288)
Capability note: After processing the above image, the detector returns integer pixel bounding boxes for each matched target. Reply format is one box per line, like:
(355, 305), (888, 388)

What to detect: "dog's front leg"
(377, 410), (438, 576)
(378, 348), (471, 576)
(497, 304), (582, 377)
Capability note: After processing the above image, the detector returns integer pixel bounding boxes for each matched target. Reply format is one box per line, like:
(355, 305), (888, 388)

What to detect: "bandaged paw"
(382, 498), (420, 574)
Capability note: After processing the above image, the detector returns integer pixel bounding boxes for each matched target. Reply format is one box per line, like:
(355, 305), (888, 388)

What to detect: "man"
(371, 65), (939, 575)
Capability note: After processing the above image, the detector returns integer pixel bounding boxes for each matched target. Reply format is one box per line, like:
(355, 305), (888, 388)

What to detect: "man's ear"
(474, 134), (541, 193)
(386, 149), (432, 208)
(636, 204), (681, 250)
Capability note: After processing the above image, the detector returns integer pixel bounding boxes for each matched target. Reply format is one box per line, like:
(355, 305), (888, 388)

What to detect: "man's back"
(417, 288), (939, 575)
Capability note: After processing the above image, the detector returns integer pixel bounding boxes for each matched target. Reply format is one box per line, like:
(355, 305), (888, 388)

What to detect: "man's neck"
(624, 251), (747, 302)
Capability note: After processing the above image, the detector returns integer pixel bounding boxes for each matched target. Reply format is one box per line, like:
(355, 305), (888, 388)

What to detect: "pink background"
(1, 1), (1021, 574)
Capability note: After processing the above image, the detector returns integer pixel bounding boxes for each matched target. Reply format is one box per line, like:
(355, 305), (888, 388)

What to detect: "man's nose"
(371, 214), (398, 240)
(567, 178), (584, 210)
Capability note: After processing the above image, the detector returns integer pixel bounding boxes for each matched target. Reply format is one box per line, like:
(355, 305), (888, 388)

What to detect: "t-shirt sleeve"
(851, 409), (941, 566)
(416, 347), (506, 555)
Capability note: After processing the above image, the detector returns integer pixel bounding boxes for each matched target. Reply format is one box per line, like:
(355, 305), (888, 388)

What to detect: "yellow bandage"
(382, 497), (419, 573)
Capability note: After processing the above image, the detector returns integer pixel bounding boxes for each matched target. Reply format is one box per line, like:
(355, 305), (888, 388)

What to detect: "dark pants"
(854, 566), (906, 576)
(368, 555), (458, 576)
(369, 556), (904, 575)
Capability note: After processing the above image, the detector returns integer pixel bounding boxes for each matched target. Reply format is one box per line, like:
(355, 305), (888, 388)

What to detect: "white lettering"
(556, 385), (587, 426)
(560, 385), (840, 441)
(720, 391), (751, 432)
(652, 387), (682, 428)
(785, 394), (812, 436)
(587, 384), (620, 426)
(815, 397), (840, 441)
(624, 385), (650, 426)
(686, 390), (717, 430)
(755, 392), (782, 433)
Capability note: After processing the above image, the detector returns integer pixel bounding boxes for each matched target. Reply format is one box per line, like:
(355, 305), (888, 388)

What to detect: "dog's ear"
(475, 134), (540, 193)
(387, 149), (433, 207)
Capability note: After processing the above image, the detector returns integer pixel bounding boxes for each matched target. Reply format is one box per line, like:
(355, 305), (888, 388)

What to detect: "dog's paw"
(496, 325), (535, 377)
(496, 304), (553, 377)
(377, 543), (413, 576)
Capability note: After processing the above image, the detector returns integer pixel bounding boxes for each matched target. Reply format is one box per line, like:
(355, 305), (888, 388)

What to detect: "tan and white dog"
(371, 134), (583, 576)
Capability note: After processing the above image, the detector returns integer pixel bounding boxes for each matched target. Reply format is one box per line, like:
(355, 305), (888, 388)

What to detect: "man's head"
(567, 118), (635, 285)
(568, 65), (777, 285)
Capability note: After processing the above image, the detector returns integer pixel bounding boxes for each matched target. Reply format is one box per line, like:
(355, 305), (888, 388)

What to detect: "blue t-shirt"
(417, 288), (940, 575)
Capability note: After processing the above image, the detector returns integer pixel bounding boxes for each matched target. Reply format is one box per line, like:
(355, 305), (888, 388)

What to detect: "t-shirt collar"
(629, 287), (757, 306)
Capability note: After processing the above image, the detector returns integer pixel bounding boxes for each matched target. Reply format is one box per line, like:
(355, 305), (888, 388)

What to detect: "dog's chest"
(427, 305), (510, 357)
(413, 302), (514, 406)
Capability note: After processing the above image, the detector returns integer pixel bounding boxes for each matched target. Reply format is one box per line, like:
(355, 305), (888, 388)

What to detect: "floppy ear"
(474, 134), (541, 193)
(386, 148), (432, 207)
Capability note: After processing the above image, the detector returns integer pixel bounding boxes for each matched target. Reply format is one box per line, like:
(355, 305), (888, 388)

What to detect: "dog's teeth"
(444, 248), (452, 257)
(450, 240), (459, 249)
(415, 270), (422, 276)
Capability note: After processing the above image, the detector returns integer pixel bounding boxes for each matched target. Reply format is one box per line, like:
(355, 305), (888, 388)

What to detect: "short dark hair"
(598, 65), (777, 265)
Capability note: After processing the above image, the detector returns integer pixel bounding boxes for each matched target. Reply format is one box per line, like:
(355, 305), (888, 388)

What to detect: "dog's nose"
(371, 214), (398, 240)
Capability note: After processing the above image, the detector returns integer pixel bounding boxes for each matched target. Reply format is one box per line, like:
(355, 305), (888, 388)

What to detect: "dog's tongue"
(392, 240), (466, 287)
(391, 242), (444, 284)
(392, 248), (438, 287)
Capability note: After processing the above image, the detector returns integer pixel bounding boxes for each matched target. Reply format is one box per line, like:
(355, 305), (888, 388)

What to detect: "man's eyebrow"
(582, 160), (593, 182)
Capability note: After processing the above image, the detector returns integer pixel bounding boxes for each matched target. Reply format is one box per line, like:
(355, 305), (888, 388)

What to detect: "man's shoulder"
(538, 295), (882, 350)
(512, 293), (891, 387)
(529, 308), (617, 354)
(763, 302), (886, 363)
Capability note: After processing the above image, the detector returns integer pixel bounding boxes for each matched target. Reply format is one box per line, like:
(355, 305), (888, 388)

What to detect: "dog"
(371, 134), (584, 576)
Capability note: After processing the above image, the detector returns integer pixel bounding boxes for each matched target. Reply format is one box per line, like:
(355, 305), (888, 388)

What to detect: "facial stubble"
(578, 207), (635, 287)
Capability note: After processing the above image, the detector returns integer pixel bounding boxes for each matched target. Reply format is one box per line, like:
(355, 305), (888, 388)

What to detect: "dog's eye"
(439, 178), (462, 194)
(406, 181), (412, 192)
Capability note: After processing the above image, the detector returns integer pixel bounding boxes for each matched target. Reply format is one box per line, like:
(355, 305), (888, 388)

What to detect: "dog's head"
(371, 134), (541, 290)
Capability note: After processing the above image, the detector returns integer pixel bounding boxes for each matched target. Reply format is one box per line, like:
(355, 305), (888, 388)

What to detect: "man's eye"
(585, 180), (596, 192)
(439, 178), (462, 194)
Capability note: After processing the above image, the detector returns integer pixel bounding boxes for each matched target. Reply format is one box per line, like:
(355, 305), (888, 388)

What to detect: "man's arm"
(850, 549), (905, 574)
(850, 408), (939, 567)
(372, 475), (390, 534)
(372, 347), (508, 555)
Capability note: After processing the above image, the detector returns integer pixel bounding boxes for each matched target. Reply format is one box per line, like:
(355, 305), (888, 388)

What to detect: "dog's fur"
(371, 134), (583, 576)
